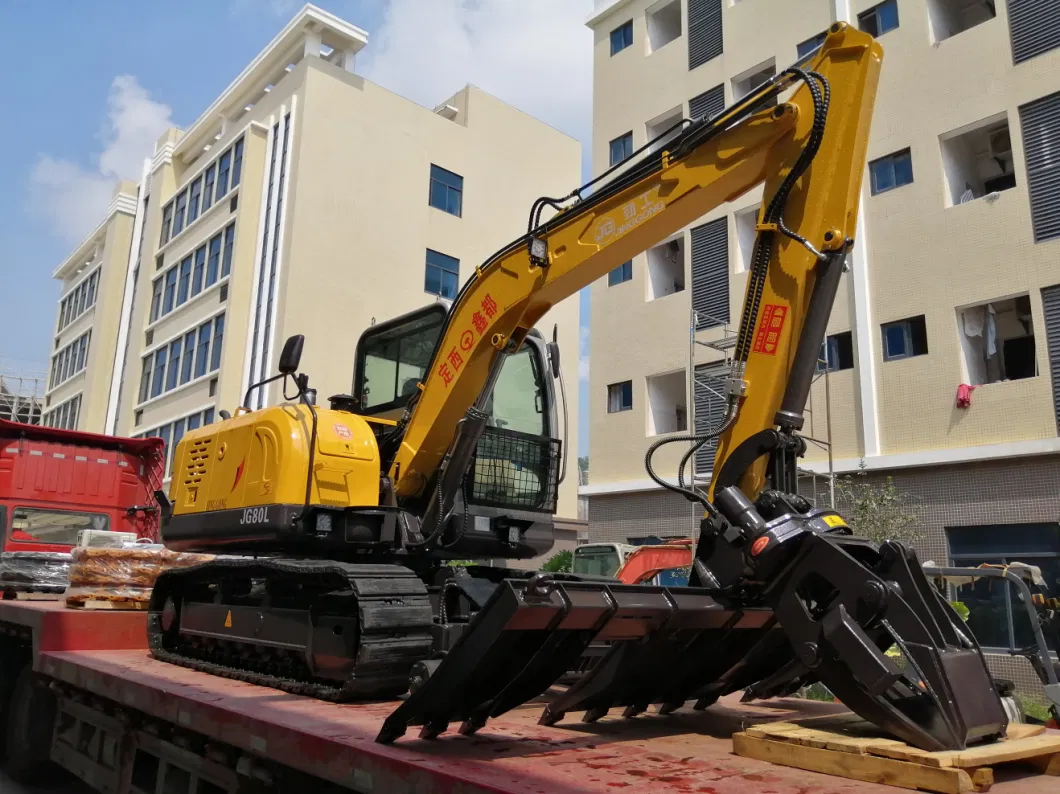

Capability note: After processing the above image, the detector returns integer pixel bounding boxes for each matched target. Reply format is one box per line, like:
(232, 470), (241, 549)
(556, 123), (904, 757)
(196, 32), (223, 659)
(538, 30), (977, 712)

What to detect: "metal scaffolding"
(0, 368), (47, 426)
(686, 309), (835, 508)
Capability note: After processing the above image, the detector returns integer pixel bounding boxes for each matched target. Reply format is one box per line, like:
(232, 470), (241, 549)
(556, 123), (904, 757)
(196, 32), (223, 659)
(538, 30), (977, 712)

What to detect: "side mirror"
(279, 335), (304, 375)
(548, 325), (560, 379)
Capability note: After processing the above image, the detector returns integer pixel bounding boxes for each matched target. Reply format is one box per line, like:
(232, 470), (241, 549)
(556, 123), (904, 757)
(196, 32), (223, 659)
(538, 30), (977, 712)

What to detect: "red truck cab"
(0, 419), (164, 553)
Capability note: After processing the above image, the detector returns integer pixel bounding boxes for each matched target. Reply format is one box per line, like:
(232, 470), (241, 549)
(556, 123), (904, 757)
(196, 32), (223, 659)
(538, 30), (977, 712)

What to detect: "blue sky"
(0, 1), (593, 455)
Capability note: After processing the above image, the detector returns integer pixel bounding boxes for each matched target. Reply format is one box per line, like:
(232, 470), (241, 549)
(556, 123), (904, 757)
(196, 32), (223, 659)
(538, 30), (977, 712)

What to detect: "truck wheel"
(3, 666), (57, 782)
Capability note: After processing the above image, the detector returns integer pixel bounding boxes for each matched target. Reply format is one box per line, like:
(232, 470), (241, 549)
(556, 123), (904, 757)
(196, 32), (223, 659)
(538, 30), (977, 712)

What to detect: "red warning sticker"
(333, 424), (352, 439)
(752, 303), (788, 356)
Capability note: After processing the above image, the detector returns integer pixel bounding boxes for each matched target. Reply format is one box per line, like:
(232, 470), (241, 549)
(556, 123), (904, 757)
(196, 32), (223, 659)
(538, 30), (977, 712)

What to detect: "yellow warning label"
(822, 514), (848, 529)
(224, 610), (232, 628)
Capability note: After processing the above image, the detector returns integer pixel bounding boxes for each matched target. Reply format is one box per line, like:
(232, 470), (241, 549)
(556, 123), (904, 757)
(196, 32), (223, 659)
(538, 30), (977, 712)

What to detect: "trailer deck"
(1, 599), (1051, 793)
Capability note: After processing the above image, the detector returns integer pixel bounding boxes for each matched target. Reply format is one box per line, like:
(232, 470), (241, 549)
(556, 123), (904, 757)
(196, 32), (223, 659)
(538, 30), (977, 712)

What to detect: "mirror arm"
(243, 372), (286, 410)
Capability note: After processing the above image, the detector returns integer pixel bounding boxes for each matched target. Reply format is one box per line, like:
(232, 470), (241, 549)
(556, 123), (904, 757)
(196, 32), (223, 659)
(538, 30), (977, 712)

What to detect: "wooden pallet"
(66, 598), (148, 611)
(733, 713), (1060, 793)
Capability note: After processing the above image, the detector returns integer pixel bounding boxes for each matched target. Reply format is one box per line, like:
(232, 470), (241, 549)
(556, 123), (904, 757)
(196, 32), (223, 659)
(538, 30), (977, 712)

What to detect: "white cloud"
(361, 0), (593, 165)
(579, 323), (590, 381)
(29, 75), (173, 244)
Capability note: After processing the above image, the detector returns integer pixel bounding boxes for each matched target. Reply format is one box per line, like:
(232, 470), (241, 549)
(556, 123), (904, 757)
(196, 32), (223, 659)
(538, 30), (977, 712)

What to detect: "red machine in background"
(0, 419), (164, 552)
(614, 538), (694, 585)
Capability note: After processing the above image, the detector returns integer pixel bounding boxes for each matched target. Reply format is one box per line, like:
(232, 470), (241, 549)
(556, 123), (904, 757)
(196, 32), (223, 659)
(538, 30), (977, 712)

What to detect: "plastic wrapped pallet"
(0, 551), (73, 594)
(65, 545), (214, 606)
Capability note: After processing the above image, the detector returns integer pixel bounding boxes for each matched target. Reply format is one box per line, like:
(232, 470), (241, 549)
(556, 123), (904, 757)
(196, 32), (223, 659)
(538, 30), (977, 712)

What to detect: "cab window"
(357, 310), (444, 414)
(486, 346), (547, 436)
(10, 507), (109, 546)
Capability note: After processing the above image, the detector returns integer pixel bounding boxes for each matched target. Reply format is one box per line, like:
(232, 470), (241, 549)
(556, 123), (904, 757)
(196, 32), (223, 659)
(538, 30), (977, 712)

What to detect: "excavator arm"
(374, 23), (1007, 752)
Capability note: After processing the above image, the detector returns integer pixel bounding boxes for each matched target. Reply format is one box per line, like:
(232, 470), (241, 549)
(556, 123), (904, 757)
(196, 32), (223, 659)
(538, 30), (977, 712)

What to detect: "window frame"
(608, 260), (633, 286)
(881, 315), (928, 361)
(609, 131), (634, 167)
(869, 148), (913, 195)
(610, 19), (634, 56)
(607, 380), (634, 413)
(428, 164), (463, 218)
(858, 0), (899, 37)
(424, 248), (460, 299)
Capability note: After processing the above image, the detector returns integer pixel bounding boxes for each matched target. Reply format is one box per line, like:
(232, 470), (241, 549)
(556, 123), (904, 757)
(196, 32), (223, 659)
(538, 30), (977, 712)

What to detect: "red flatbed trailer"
(0, 599), (1048, 794)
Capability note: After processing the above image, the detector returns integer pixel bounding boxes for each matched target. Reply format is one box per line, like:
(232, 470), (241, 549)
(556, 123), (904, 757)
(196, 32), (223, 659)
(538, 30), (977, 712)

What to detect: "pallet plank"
(732, 733), (975, 794)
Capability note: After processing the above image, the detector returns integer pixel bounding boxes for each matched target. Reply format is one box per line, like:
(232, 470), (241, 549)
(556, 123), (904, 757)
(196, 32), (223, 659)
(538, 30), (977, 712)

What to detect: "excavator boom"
(378, 23), (1007, 751)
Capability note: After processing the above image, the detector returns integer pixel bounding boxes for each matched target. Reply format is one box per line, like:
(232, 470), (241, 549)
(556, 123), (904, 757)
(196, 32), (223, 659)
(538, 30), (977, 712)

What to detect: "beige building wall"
(586, 0), (1060, 500)
(43, 183), (137, 431)
(47, 5), (582, 525)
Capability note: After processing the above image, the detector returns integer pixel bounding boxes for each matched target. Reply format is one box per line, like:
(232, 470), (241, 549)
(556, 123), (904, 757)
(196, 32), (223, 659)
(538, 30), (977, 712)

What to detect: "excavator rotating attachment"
(378, 517), (1007, 751)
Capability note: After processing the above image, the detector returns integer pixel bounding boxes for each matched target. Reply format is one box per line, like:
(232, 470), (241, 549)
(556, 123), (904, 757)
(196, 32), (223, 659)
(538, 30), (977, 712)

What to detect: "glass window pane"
(222, 224), (235, 278)
(177, 257), (192, 305)
(152, 349), (167, 397)
(425, 265), (441, 296)
(202, 165), (216, 211)
(211, 315), (225, 371)
(441, 269), (459, 300)
(192, 247), (206, 296)
(486, 347), (546, 436)
(952, 561), (1010, 650)
(10, 507), (109, 546)
(163, 268), (177, 314)
(884, 324), (907, 358)
(196, 323), (212, 378)
(232, 138), (244, 188)
(206, 235), (221, 285)
(216, 151), (232, 200)
(181, 331), (196, 384)
(878, 0), (899, 33)
(357, 310), (444, 412)
(166, 340), (182, 391)
(203, 407), (215, 425)
(893, 151), (914, 186)
(447, 186), (462, 216)
(429, 179), (446, 211)
(188, 178), (201, 223)
(187, 413), (201, 431)
(872, 160), (895, 193)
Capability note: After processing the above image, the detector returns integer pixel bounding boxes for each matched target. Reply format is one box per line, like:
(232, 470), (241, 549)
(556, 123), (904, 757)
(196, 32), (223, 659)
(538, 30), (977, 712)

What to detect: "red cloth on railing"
(956, 383), (976, 409)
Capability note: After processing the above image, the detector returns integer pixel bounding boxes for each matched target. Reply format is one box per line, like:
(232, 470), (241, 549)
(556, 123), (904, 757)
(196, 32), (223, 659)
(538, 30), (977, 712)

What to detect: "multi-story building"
(44, 5), (584, 539)
(584, 0), (1060, 684)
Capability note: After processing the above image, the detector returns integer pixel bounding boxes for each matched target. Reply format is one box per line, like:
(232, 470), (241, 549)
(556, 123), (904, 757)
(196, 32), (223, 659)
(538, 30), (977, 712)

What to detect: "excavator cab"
(351, 303), (565, 561)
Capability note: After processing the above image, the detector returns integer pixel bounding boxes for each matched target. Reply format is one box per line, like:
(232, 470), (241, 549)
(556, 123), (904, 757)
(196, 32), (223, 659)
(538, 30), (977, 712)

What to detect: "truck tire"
(3, 666), (57, 783)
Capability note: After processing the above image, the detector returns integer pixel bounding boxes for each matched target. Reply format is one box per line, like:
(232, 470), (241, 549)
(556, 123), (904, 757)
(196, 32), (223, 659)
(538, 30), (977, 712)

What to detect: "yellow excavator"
(149, 24), (1008, 752)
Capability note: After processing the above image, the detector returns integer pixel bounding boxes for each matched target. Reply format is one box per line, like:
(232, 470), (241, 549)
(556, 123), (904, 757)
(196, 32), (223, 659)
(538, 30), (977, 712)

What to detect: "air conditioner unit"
(988, 127), (1012, 159)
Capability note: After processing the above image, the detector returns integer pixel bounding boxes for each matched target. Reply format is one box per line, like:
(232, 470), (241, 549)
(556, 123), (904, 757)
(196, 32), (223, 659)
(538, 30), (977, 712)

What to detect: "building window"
(187, 177), (202, 225)
(610, 20), (633, 55)
(732, 58), (776, 105)
(192, 246), (206, 296)
(206, 232), (222, 287)
(858, 0), (899, 37)
(607, 380), (633, 413)
(424, 249), (459, 299)
(222, 223), (235, 278)
(797, 31), (827, 58)
(609, 132), (634, 167)
(39, 394), (81, 431)
(429, 164), (463, 217)
(160, 203), (174, 246)
(646, 371), (687, 435)
(177, 256), (192, 305)
(57, 267), (101, 332)
(232, 138), (244, 188)
(646, 239), (685, 301)
(48, 331), (91, 390)
(138, 314), (225, 404)
(869, 148), (913, 195)
(957, 295), (1036, 385)
(202, 164), (216, 212)
(946, 523), (1060, 653)
(817, 331), (855, 372)
(940, 117), (1016, 206)
(928, 0), (995, 43)
(1008, 0), (1060, 64)
(646, 1), (681, 54)
(162, 267), (177, 315)
(882, 315), (928, 361)
(216, 150), (232, 202)
(608, 260), (633, 286)
(172, 189), (188, 237)
(140, 406), (217, 479)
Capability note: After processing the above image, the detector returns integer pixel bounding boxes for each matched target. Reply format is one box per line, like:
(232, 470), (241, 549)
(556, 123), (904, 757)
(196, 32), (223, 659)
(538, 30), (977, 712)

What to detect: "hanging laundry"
(963, 306), (985, 337)
(956, 383), (976, 408)
(985, 304), (997, 357)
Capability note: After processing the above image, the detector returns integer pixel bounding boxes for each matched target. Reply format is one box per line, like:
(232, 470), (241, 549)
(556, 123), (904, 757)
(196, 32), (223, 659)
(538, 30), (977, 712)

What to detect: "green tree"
(542, 549), (573, 573)
(577, 456), (589, 485)
(834, 463), (922, 547)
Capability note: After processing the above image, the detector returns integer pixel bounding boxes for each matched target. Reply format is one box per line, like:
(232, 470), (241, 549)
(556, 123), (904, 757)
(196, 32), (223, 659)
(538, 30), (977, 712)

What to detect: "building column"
(831, 0), (882, 457)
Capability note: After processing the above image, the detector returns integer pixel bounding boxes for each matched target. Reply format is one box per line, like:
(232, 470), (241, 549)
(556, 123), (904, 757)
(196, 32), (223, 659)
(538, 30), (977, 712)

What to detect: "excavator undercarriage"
(149, 22), (1009, 756)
